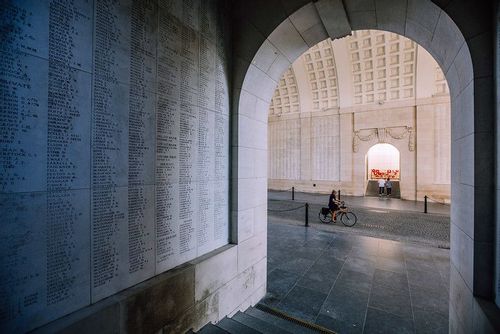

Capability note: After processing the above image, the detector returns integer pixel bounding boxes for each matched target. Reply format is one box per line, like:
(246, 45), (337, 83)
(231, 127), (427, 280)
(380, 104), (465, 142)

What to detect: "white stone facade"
(268, 31), (451, 202)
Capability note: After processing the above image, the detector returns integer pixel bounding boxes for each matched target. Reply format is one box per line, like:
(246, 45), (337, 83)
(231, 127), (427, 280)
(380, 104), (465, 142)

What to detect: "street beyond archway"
(268, 191), (450, 248)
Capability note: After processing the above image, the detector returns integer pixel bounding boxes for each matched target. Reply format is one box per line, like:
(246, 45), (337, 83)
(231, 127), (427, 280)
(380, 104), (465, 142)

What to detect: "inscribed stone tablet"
(0, 52), (48, 193)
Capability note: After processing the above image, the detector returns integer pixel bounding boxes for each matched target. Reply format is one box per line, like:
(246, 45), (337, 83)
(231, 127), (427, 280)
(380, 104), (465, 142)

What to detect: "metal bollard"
(424, 195), (428, 213)
(338, 190), (341, 200)
(305, 203), (309, 227)
(292, 187), (295, 201)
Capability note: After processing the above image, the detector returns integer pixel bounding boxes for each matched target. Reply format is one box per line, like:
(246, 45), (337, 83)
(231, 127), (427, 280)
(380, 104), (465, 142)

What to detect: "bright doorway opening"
(366, 143), (400, 180)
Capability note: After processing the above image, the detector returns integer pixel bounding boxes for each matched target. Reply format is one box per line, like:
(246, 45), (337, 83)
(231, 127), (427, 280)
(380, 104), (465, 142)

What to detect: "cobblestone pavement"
(268, 191), (450, 248)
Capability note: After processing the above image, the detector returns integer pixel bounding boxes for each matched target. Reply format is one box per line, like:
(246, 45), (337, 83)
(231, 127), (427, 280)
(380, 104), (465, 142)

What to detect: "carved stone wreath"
(353, 126), (415, 152)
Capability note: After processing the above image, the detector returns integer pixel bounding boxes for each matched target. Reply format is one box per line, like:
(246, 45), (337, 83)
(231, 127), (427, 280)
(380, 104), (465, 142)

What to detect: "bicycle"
(318, 201), (358, 227)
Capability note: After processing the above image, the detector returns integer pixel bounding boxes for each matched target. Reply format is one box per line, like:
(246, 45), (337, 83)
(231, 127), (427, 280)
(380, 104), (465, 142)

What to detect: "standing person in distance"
(385, 177), (393, 197)
(378, 178), (385, 196)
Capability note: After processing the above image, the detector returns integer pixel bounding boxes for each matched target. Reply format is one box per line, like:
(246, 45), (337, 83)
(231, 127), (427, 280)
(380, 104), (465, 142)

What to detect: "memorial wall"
(0, 0), (230, 332)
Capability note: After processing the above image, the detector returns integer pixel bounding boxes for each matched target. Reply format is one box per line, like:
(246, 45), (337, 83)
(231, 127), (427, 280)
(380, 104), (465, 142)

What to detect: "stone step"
(196, 324), (229, 334)
(216, 317), (261, 334)
(245, 307), (319, 334)
(366, 180), (401, 198)
(232, 311), (293, 334)
(193, 304), (336, 334)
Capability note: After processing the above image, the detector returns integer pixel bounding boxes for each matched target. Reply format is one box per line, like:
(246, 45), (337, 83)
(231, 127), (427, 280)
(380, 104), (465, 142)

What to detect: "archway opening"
(366, 143), (400, 181)
(234, 0), (496, 332)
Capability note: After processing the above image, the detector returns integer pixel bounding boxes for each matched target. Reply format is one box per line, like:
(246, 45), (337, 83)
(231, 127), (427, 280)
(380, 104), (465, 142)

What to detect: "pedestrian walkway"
(269, 190), (450, 215)
(264, 221), (450, 334)
(268, 191), (450, 248)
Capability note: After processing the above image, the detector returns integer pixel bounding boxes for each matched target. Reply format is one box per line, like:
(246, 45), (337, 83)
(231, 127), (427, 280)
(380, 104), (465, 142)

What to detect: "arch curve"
(232, 0), (496, 332)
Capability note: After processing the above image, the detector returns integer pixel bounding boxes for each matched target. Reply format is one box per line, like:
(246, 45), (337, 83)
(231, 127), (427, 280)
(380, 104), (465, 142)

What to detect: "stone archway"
(365, 143), (402, 195)
(355, 131), (413, 199)
(232, 0), (495, 332)
(366, 143), (401, 181)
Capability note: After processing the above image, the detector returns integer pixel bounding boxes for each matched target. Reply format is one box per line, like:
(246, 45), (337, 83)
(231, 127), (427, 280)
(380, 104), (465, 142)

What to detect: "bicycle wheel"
(318, 210), (333, 223)
(340, 211), (357, 227)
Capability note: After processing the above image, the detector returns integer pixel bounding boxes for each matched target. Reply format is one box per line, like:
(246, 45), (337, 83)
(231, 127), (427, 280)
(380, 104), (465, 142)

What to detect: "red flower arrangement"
(370, 169), (400, 179)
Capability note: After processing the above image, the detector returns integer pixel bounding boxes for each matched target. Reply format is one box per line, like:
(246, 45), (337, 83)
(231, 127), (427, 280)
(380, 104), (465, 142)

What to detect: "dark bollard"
(338, 190), (341, 200)
(292, 186), (295, 200)
(305, 203), (309, 227)
(424, 195), (428, 213)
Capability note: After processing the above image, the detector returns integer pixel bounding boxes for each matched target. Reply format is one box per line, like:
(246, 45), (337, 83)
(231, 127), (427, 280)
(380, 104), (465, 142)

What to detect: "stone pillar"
(340, 112), (354, 187)
(300, 114), (312, 181)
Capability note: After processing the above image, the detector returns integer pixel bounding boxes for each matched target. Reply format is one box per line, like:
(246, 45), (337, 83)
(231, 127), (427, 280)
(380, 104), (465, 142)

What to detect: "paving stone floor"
(263, 222), (450, 334)
(268, 191), (450, 248)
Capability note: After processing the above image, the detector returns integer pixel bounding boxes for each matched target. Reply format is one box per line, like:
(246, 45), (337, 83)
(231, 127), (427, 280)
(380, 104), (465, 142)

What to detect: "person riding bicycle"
(328, 190), (341, 223)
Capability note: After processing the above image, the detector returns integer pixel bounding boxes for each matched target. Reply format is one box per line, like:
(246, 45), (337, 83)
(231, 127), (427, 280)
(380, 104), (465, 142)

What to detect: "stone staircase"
(190, 304), (335, 334)
(365, 180), (400, 198)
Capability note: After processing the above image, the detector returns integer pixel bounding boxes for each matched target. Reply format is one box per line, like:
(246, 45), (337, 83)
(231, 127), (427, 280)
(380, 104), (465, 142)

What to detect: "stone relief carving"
(353, 126), (415, 152)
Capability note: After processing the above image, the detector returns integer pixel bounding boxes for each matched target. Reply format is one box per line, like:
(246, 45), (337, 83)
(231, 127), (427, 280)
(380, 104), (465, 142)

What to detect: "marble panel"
(430, 12), (465, 73)
(91, 78), (130, 188)
(0, 190), (91, 333)
(268, 19), (309, 63)
(252, 39), (281, 74)
(314, 0), (351, 40)
(449, 264), (474, 333)
(346, 11), (377, 31)
(458, 83), (474, 139)
(231, 207), (254, 243)
(0, 52), (48, 193)
(255, 97), (272, 123)
(178, 181), (199, 262)
(128, 90), (156, 186)
(242, 64), (278, 103)
(194, 246), (238, 302)
(155, 182), (181, 273)
(253, 203), (268, 235)
(218, 258), (267, 317)
(289, 3), (321, 35)
(300, 23), (329, 48)
(343, 0), (376, 12)
(214, 113), (230, 180)
(453, 43), (473, 93)
(234, 146), (255, 179)
(406, 0), (441, 37)
(0, 0), (50, 59)
(237, 232), (267, 273)
(199, 37), (216, 111)
(93, 0), (133, 86)
(91, 185), (150, 301)
(458, 134), (474, 187)
(196, 179), (216, 255)
(213, 179), (230, 248)
(1, 0), (232, 329)
(267, 53), (292, 83)
(130, 0), (159, 57)
(375, 0), (407, 35)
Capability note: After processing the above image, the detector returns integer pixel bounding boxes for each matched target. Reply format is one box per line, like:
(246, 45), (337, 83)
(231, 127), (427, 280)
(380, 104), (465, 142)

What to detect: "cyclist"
(328, 190), (341, 223)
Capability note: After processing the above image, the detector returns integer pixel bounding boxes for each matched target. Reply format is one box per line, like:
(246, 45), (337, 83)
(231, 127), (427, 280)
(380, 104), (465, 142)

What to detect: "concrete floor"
(264, 222), (450, 334)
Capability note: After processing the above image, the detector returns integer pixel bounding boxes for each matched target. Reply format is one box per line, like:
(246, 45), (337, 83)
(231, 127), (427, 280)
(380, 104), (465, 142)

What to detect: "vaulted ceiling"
(269, 30), (449, 116)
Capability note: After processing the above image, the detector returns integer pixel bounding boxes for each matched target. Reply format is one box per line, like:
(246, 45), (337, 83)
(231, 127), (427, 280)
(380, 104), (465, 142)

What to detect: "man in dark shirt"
(385, 178), (393, 196)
